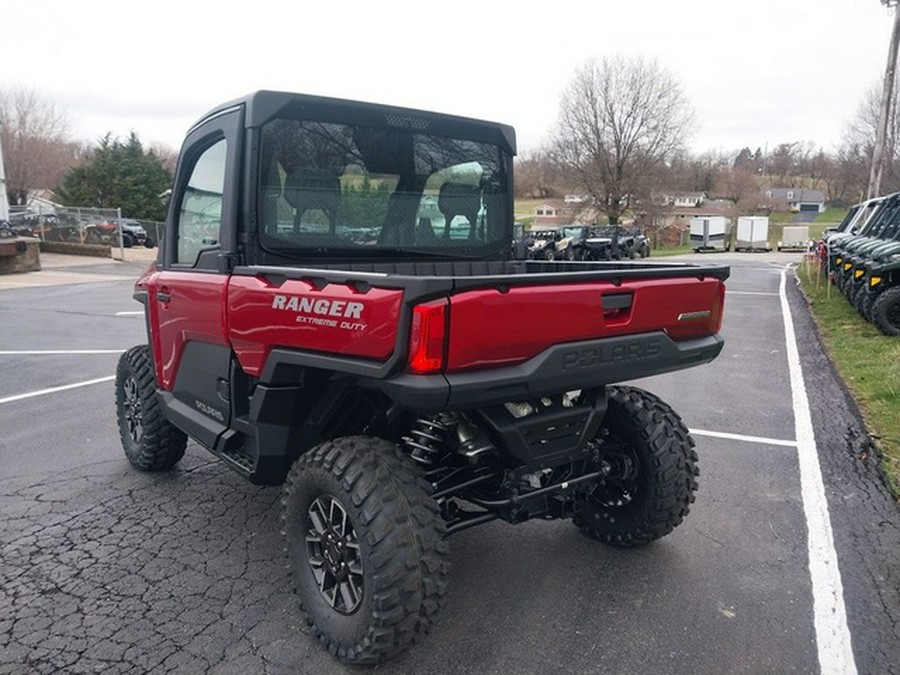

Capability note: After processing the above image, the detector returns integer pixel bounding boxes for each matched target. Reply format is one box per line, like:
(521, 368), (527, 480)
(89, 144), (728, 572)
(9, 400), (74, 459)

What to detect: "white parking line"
(0, 350), (125, 355)
(690, 428), (797, 447)
(725, 291), (780, 297)
(0, 376), (115, 405)
(780, 266), (857, 674)
(115, 311), (144, 316)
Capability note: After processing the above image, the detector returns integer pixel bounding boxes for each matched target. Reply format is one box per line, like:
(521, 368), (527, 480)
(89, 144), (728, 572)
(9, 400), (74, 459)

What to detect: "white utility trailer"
(777, 225), (810, 252)
(690, 216), (728, 252)
(735, 216), (770, 252)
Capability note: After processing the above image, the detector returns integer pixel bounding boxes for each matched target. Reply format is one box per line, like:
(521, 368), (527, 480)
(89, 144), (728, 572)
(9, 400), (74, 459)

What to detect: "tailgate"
(444, 276), (725, 372)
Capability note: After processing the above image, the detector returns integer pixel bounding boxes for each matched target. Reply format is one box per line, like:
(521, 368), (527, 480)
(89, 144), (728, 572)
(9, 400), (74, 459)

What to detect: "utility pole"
(0, 125), (9, 221)
(868, 0), (900, 199)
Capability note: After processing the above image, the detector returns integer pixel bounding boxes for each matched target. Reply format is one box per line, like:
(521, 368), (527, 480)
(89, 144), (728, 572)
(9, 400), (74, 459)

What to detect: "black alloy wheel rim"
(306, 494), (364, 614)
(122, 376), (143, 443)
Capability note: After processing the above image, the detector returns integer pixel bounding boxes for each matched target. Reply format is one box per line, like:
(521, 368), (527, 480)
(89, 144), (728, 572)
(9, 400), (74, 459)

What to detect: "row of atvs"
(524, 225), (651, 261)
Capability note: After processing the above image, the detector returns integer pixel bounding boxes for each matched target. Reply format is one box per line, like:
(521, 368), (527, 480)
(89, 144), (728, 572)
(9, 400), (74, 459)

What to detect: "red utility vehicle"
(115, 91), (729, 664)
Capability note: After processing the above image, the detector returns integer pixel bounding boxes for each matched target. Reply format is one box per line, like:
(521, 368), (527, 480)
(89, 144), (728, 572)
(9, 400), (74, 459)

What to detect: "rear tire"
(573, 386), (698, 547)
(282, 436), (449, 664)
(115, 345), (186, 470)
(871, 286), (900, 336)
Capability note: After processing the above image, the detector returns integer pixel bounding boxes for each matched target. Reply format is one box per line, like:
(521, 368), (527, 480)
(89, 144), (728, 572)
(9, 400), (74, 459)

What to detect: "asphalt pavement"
(0, 251), (897, 674)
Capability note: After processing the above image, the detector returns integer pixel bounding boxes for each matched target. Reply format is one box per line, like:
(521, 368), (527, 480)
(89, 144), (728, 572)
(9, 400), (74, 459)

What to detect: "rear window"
(258, 119), (510, 258)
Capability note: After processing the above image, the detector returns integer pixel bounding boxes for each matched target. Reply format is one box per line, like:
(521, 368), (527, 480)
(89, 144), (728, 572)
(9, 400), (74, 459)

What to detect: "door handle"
(157, 290), (171, 303)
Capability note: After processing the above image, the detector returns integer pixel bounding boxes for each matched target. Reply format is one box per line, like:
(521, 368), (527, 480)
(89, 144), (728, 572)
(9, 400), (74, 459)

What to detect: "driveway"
(0, 252), (897, 674)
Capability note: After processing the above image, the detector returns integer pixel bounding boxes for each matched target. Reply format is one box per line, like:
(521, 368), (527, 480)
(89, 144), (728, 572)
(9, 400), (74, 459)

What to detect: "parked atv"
(631, 228), (652, 258)
(555, 224), (590, 260)
(115, 91), (730, 665)
(527, 228), (561, 259)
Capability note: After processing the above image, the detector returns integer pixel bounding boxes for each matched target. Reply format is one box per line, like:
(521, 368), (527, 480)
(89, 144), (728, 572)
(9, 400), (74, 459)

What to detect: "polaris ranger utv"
(115, 91), (730, 664)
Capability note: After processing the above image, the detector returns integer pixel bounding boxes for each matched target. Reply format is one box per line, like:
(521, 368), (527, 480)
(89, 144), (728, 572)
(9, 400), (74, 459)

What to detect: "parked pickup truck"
(115, 91), (729, 665)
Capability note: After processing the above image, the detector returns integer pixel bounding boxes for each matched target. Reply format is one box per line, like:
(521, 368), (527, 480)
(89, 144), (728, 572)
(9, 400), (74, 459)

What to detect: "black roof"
(189, 90), (516, 155)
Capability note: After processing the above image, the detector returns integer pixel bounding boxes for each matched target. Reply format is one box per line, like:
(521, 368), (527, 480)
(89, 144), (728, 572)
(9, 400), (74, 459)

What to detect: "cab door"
(145, 108), (242, 448)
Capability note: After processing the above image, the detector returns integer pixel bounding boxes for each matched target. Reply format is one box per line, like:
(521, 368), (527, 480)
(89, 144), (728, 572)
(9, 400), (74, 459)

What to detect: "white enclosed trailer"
(777, 225), (810, 251)
(735, 216), (770, 252)
(689, 216), (728, 252)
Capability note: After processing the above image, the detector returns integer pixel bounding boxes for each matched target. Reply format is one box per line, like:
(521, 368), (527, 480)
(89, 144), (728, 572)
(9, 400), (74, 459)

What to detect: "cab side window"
(176, 139), (227, 265)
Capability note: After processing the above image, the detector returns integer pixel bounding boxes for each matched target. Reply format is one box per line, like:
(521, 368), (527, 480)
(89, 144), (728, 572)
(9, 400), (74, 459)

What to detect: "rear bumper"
(369, 331), (724, 412)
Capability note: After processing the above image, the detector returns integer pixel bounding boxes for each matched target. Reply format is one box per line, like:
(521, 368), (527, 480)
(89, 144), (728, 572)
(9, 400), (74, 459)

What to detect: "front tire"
(871, 286), (900, 336)
(115, 345), (187, 470)
(850, 283), (867, 316)
(573, 386), (699, 547)
(282, 436), (449, 664)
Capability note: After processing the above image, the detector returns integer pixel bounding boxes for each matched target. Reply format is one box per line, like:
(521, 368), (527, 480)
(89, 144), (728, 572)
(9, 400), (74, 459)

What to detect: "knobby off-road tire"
(850, 283), (868, 317)
(115, 345), (187, 470)
(855, 286), (875, 322)
(282, 436), (449, 664)
(573, 386), (699, 547)
(835, 270), (847, 294)
(871, 286), (900, 336)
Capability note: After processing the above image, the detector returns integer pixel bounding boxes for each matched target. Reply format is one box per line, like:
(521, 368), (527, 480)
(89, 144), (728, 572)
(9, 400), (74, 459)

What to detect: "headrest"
(438, 182), (480, 219)
(283, 172), (341, 210)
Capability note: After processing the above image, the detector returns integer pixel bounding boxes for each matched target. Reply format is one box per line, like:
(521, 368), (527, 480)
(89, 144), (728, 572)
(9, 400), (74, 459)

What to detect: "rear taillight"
(713, 281), (726, 333)
(407, 300), (448, 374)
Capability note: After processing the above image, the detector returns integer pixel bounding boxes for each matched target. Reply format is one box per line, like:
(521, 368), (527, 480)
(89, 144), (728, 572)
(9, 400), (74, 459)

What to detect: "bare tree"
(714, 166), (761, 212)
(0, 87), (78, 205)
(803, 147), (831, 191)
(842, 82), (900, 197)
(149, 141), (179, 175)
(550, 56), (696, 224)
(827, 141), (868, 205)
(768, 142), (799, 186)
(514, 149), (563, 199)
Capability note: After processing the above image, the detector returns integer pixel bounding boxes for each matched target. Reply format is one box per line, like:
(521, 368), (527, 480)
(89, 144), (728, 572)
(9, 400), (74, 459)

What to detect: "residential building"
(763, 188), (825, 213)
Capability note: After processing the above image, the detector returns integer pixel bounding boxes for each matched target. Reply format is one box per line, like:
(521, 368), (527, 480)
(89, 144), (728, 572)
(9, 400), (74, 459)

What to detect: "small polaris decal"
(677, 310), (711, 322)
(195, 400), (225, 422)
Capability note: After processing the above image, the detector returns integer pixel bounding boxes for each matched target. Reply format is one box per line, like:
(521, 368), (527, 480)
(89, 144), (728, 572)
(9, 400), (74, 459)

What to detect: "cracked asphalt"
(0, 253), (897, 674)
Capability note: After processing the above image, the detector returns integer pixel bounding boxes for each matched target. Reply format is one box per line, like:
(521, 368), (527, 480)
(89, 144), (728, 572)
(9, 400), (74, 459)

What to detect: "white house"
(763, 188), (825, 213)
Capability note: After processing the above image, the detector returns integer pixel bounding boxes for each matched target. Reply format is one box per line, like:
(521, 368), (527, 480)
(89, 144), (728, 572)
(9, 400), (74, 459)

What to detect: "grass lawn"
(796, 261), (900, 496)
(651, 244), (693, 257)
(816, 206), (849, 224)
(768, 211), (795, 224)
(514, 199), (544, 220)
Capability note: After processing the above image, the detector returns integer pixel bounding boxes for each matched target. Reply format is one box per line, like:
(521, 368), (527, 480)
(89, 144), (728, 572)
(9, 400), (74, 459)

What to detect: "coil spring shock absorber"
(402, 413), (460, 465)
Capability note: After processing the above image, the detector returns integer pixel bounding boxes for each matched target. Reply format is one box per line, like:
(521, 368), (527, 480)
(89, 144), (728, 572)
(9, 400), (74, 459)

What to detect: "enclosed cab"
(115, 91), (729, 665)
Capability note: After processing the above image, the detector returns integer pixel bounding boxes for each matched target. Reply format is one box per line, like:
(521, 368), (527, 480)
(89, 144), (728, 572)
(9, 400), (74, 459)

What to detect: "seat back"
(438, 182), (481, 239)
(283, 171), (341, 231)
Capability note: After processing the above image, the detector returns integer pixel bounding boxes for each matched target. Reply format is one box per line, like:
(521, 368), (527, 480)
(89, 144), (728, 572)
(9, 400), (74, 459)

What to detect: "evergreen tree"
(55, 132), (172, 220)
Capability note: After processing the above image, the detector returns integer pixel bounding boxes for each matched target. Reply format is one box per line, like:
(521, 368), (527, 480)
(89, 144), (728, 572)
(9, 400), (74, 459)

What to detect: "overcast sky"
(1, 0), (895, 157)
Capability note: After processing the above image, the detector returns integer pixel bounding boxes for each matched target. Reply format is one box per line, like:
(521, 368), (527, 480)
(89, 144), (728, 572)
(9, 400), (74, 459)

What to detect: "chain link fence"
(8, 204), (164, 261)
